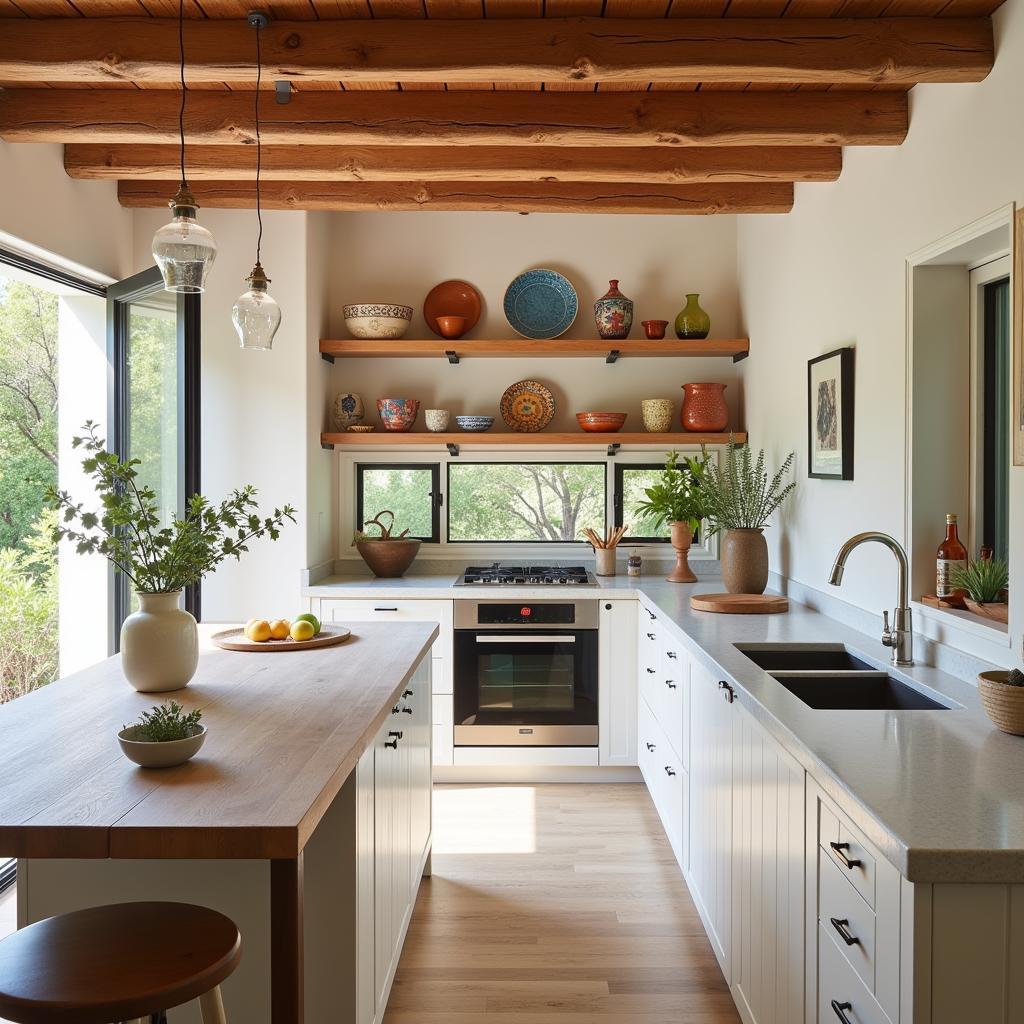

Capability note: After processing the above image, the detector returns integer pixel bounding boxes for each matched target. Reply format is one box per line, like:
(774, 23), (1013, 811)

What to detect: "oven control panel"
(476, 603), (577, 625)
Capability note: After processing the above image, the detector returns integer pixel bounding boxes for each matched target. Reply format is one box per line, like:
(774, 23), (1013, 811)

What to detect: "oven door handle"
(474, 635), (577, 644)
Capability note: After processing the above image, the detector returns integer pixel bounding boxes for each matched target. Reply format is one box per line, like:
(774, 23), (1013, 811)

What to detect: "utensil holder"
(595, 548), (617, 577)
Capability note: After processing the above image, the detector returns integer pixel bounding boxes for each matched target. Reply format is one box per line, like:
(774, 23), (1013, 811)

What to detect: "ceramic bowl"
(425, 409), (451, 432)
(343, 304), (413, 340)
(377, 398), (420, 432)
(455, 415), (494, 432)
(642, 319), (669, 340)
(435, 315), (467, 340)
(641, 398), (673, 433)
(576, 412), (627, 433)
(347, 424), (375, 433)
(118, 724), (207, 769)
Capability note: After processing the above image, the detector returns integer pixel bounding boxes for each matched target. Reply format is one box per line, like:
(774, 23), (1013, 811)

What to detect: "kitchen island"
(0, 621), (437, 1024)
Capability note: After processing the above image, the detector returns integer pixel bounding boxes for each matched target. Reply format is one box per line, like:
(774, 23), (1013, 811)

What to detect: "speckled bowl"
(455, 415), (494, 432)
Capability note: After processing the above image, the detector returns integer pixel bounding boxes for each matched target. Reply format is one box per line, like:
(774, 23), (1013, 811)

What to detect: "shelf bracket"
(607, 443), (621, 457)
(275, 80), (292, 105)
(445, 350), (460, 365)
(733, 349), (749, 363)
(605, 349), (620, 364)
(321, 440), (335, 451)
(320, 351), (335, 364)
(446, 443), (460, 457)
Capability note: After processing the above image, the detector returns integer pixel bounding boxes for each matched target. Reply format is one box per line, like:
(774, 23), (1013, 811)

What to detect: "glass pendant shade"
(233, 262), (281, 350)
(152, 185), (217, 294)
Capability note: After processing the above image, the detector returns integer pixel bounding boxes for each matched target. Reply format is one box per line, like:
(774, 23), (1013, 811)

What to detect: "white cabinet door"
(405, 659), (432, 885)
(731, 704), (806, 1024)
(687, 658), (736, 978)
(659, 633), (687, 765)
(373, 720), (395, 1012)
(599, 599), (638, 766)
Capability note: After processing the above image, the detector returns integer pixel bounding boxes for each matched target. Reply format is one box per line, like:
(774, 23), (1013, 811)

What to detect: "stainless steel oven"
(453, 600), (599, 747)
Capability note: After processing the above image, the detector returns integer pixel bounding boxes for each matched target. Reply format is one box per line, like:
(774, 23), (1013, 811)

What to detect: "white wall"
(737, 0), (1024, 668)
(0, 142), (131, 280)
(325, 211), (742, 433)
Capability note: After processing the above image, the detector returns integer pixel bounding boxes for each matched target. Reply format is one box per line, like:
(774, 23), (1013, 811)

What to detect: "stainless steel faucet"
(828, 532), (913, 666)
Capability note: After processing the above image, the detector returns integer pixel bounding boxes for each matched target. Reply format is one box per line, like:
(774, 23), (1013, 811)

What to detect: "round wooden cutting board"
(212, 626), (352, 652)
(690, 594), (789, 615)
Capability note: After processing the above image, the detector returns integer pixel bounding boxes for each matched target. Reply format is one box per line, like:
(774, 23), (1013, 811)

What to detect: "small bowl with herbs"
(118, 701), (206, 768)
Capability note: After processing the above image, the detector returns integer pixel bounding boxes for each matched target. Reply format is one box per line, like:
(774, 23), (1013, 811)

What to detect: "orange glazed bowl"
(576, 412), (627, 433)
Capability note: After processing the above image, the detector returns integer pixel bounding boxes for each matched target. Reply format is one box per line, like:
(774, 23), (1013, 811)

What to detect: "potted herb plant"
(118, 701), (206, 768)
(354, 510), (421, 578)
(699, 438), (796, 594)
(632, 451), (708, 583)
(47, 423), (296, 693)
(952, 558), (1009, 624)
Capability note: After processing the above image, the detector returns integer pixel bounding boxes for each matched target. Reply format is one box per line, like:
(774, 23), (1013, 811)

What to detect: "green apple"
(294, 612), (321, 636)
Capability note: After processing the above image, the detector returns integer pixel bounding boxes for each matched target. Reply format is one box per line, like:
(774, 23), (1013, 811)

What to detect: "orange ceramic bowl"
(576, 412), (627, 433)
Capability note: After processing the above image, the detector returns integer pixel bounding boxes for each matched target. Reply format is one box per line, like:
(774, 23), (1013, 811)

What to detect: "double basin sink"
(736, 645), (955, 711)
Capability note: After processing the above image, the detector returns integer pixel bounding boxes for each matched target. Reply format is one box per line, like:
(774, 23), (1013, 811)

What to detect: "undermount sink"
(769, 672), (953, 711)
(739, 645), (873, 673)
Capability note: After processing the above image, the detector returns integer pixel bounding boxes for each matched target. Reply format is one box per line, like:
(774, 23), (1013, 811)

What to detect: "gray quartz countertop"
(306, 571), (1024, 883)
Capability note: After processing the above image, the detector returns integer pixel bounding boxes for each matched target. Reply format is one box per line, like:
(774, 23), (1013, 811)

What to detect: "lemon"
(295, 612), (321, 636)
(290, 619), (316, 642)
(269, 619), (291, 640)
(245, 619), (272, 643)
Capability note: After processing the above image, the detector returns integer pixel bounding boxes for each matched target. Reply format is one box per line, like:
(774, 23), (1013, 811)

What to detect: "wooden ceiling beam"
(65, 143), (842, 183)
(0, 16), (992, 86)
(0, 89), (909, 147)
(115, 179), (795, 214)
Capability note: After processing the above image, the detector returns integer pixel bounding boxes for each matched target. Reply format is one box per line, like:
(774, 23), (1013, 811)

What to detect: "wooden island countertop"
(0, 621), (438, 861)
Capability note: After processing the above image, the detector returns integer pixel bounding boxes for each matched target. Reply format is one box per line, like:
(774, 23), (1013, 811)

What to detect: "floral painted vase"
(332, 392), (364, 430)
(377, 397), (420, 432)
(681, 382), (728, 432)
(594, 280), (633, 340)
(674, 293), (711, 340)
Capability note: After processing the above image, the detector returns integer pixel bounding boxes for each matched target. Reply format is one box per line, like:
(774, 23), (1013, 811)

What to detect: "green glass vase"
(674, 293), (711, 340)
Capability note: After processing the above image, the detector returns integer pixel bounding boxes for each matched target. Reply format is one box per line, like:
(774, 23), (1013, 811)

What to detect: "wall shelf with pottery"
(320, 430), (746, 450)
(319, 338), (749, 362)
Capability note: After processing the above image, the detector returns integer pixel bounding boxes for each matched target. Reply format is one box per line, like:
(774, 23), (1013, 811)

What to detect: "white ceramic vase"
(120, 591), (199, 693)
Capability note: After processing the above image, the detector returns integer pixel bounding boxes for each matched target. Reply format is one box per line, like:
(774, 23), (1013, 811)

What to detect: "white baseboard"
(434, 764), (642, 783)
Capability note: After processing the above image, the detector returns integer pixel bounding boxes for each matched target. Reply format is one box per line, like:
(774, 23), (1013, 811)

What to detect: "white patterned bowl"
(343, 304), (413, 340)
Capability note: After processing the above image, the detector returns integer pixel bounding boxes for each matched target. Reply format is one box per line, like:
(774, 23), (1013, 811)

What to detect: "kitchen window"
(356, 463), (441, 542)
(447, 462), (606, 543)
(614, 463), (671, 542)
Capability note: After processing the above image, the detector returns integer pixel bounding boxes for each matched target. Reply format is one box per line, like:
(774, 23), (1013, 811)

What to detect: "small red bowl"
(576, 412), (627, 433)
(642, 319), (669, 340)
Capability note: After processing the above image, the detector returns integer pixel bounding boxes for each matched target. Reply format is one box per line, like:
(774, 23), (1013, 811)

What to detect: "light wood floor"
(384, 783), (740, 1024)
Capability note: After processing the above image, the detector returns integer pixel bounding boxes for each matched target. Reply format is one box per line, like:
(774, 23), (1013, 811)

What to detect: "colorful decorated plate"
(423, 280), (482, 337)
(500, 380), (556, 433)
(503, 269), (578, 340)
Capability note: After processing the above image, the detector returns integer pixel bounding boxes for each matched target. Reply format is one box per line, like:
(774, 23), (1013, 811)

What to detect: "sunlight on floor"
(432, 786), (537, 854)
(0, 886), (14, 940)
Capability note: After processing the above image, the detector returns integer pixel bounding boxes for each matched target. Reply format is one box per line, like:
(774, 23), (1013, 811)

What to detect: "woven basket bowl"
(978, 671), (1024, 736)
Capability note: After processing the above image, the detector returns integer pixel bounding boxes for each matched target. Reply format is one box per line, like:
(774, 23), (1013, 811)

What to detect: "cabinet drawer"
(820, 801), (877, 910)
(432, 694), (453, 765)
(820, 848), (876, 994)
(817, 922), (891, 1024)
(322, 599), (453, 668)
(659, 638), (686, 763)
(637, 696), (684, 869)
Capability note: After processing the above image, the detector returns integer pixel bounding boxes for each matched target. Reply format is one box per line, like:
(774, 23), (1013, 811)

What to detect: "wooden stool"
(0, 901), (242, 1024)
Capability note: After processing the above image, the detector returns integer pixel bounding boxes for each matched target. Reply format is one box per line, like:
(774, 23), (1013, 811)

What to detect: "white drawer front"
(820, 848), (876, 994)
(819, 797), (877, 911)
(637, 694), (684, 870)
(659, 637), (686, 763)
(817, 922), (891, 1024)
(432, 694), (453, 765)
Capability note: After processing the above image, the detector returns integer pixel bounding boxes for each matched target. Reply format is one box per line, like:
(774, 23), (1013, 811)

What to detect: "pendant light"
(151, 0), (217, 293)
(232, 12), (282, 351)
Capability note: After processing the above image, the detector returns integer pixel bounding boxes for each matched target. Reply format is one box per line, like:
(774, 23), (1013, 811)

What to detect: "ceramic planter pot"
(120, 591), (199, 692)
(720, 529), (769, 595)
(667, 521), (697, 583)
(356, 538), (422, 578)
(594, 280), (633, 340)
(681, 382), (728, 432)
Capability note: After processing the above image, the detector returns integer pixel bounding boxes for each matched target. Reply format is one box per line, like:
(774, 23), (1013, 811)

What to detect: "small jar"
(627, 550), (642, 577)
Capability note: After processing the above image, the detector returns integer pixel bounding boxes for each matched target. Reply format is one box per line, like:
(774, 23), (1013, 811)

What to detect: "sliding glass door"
(107, 268), (200, 646)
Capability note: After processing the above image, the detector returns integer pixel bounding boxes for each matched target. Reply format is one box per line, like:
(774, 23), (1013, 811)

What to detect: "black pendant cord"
(254, 20), (263, 266)
(178, 0), (186, 190)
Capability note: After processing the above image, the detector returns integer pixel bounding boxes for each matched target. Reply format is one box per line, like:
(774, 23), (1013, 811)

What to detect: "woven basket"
(978, 671), (1024, 736)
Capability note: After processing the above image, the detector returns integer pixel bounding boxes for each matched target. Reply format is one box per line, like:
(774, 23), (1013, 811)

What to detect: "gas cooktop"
(456, 563), (597, 586)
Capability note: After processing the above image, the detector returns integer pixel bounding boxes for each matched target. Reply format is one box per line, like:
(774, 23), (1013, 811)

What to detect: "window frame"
(355, 462), (442, 543)
(446, 460), (607, 545)
(612, 462), (675, 544)
(107, 267), (201, 648)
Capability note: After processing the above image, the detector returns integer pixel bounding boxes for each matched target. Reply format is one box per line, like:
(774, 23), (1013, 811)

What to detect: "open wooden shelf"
(321, 430), (746, 450)
(319, 338), (749, 363)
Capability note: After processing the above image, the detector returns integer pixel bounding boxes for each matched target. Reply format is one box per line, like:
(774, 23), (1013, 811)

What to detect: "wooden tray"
(212, 626), (352, 652)
(690, 593), (789, 615)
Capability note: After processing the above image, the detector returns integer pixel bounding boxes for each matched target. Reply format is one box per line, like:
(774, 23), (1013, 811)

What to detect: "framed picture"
(808, 347), (854, 479)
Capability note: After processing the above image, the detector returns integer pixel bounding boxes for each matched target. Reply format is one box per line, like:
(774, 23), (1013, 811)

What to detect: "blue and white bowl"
(343, 303), (413, 340)
(455, 415), (494, 432)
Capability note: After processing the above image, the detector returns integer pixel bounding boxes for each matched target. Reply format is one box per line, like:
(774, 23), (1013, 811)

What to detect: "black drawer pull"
(646, 742), (656, 751)
(385, 738), (398, 749)
(388, 730), (403, 739)
(830, 842), (863, 870)
(666, 651), (678, 660)
(403, 689), (413, 697)
(665, 680), (677, 689)
(830, 918), (859, 946)
(646, 610), (657, 621)
(664, 766), (676, 777)
(718, 680), (736, 704)
(646, 632), (656, 640)
(830, 1000), (854, 1024)
(401, 706), (413, 714)
(646, 668), (656, 674)
(391, 705), (400, 714)
(374, 607), (398, 612)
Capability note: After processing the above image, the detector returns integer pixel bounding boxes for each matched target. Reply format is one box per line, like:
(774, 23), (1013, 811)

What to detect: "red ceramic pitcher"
(680, 382), (728, 432)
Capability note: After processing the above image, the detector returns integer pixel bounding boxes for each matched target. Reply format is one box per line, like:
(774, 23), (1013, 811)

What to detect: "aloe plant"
(950, 558), (1009, 603)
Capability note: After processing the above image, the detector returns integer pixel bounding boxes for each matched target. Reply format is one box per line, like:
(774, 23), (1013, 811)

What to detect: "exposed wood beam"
(0, 90), (909, 147)
(65, 143), (841, 183)
(115, 180), (795, 215)
(0, 16), (993, 85)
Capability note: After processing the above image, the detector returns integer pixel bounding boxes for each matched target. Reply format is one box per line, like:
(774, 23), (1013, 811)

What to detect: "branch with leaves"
(698, 437), (795, 535)
(46, 422), (296, 594)
(632, 450), (710, 534)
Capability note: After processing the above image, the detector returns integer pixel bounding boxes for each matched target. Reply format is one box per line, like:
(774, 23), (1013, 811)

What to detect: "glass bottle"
(627, 550), (642, 577)
(936, 514), (968, 598)
(674, 293), (711, 340)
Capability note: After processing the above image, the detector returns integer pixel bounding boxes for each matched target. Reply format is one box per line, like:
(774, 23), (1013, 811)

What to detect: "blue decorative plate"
(503, 270), (578, 340)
